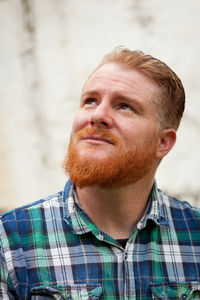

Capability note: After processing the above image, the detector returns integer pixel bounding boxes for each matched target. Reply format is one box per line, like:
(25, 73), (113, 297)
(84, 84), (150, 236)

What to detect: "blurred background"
(0, 0), (200, 212)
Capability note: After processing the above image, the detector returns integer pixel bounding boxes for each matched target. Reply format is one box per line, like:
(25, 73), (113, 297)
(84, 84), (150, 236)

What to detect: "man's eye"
(84, 98), (96, 105)
(119, 103), (133, 111)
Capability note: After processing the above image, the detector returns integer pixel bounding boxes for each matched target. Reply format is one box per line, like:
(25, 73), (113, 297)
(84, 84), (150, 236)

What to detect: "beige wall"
(0, 0), (200, 212)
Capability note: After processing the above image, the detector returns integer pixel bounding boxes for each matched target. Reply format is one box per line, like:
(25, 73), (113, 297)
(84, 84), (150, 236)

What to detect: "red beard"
(63, 128), (157, 188)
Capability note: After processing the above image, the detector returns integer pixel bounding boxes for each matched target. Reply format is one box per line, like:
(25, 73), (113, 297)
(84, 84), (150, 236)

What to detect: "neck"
(76, 174), (155, 239)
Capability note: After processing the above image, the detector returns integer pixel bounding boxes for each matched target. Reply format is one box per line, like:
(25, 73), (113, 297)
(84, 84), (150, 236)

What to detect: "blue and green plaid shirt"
(1, 180), (200, 299)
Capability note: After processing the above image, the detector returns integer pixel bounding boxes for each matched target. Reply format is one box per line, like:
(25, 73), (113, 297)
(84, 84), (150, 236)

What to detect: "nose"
(89, 102), (113, 129)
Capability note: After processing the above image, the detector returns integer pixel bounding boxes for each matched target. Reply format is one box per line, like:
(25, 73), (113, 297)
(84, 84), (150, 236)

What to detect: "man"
(1, 47), (200, 299)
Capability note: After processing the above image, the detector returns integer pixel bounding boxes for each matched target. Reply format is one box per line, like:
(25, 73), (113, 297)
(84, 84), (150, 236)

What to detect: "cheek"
(72, 111), (89, 134)
(122, 124), (156, 147)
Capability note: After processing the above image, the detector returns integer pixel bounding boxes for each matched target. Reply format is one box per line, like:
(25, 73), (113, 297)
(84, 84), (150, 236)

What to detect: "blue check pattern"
(1, 180), (200, 299)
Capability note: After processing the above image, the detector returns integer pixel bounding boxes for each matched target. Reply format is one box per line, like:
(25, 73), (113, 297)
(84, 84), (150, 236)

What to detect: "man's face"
(65, 63), (162, 188)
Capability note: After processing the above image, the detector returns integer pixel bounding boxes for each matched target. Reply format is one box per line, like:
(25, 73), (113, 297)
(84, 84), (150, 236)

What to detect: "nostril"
(101, 121), (107, 126)
(90, 119), (108, 127)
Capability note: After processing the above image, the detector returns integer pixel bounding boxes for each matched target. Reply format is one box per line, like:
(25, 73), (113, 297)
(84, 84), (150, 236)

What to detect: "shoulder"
(158, 188), (200, 228)
(0, 191), (64, 239)
(0, 191), (64, 218)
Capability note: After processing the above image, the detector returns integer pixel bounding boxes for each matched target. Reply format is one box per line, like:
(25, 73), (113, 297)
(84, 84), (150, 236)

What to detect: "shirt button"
(181, 293), (187, 300)
(98, 233), (104, 240)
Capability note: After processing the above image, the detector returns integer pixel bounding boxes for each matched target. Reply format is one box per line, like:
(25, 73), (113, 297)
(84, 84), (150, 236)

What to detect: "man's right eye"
(84, 98), (96, 105)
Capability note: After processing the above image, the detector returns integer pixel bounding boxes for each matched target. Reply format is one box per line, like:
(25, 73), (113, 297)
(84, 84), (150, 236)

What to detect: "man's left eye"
(119, 103), (132, 111)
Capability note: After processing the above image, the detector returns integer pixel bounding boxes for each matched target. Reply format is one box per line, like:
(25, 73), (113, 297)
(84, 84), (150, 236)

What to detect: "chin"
(79, 146), (111, 158)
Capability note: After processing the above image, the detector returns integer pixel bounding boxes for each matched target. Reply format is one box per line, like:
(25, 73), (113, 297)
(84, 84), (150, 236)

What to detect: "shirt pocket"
(31, 284), (102, 300)
(151, 281), (200, 299)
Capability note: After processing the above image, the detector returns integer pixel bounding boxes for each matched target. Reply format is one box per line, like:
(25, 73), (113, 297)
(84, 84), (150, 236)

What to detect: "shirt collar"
(63, 180), (169, 236)
(63, 180), (100, 235)
(137, 181), (169, 230)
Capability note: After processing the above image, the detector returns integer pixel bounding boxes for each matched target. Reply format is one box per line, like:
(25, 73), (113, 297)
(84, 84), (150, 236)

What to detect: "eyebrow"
(81, 90), (99, 99)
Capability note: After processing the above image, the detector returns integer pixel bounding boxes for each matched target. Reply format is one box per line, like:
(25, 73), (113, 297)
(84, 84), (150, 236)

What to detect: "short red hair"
(95, 47), (185, 130)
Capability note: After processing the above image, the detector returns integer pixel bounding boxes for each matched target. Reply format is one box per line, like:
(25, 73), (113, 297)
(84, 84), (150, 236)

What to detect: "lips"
(82, 135), (115, 145)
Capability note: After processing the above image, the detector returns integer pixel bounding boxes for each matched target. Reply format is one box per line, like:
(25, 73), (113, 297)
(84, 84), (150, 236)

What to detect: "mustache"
(74, 127), (120, 145)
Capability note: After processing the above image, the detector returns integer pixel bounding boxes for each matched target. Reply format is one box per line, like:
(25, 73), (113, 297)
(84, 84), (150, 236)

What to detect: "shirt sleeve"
(0, 234), (16, 299)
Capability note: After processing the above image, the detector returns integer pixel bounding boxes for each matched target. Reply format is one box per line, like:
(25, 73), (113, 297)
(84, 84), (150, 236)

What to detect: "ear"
(156, 129), (176, 159)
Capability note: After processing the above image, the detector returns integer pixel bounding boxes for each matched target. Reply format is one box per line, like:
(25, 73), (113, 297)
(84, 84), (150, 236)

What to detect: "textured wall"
(0, 0), (200, 212)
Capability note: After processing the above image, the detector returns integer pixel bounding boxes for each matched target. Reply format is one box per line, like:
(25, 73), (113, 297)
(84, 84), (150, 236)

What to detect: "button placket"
(98, 232), (104, 241)
(181, 293), (187, 300)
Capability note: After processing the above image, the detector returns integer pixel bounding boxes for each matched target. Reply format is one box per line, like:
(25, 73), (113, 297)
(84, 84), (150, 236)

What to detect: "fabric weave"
(1, 180), (200, 299)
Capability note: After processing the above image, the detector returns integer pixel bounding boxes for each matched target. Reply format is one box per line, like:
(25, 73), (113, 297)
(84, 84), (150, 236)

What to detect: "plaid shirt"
(1, 180), (200, 300)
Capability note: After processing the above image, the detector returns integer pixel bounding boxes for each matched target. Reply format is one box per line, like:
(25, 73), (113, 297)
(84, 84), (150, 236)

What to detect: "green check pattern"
(1, 180), (200, 299)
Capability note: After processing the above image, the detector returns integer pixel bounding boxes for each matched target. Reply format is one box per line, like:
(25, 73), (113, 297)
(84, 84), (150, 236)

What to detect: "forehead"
(82, 63), (160, 101)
